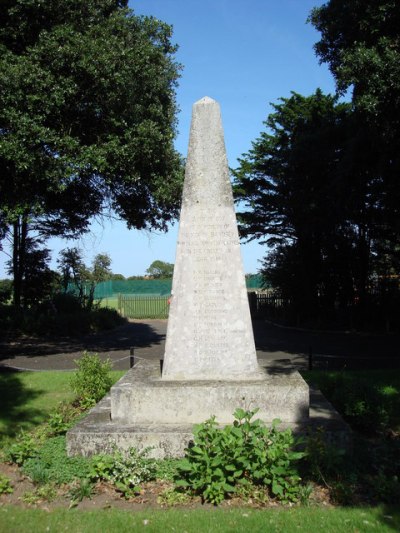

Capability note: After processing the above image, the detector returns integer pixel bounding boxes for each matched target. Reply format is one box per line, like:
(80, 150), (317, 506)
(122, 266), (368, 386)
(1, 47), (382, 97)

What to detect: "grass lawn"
(302, 369), (400, 431)
(0, 371), (125, 439)
(97, 296), (169, 319)
(0, 506), (399, 533)
(0, 369), (399, 531)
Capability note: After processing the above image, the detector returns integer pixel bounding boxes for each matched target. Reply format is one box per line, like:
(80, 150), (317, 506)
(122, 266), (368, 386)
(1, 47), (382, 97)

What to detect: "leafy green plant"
(154, 458), (181, 481)
(21, 484), (57, 505)
(23, 436), (91, 485)
(0, 473), (13, 495)
(68, 478), (95, 507)
(47, 402), (82, 436)
(157, 487), (191, 506)
(175, 409), (305, 505)
(70, 352), (113, 408)
(6, 431), (42, 465)
(89, 447), (156, 499)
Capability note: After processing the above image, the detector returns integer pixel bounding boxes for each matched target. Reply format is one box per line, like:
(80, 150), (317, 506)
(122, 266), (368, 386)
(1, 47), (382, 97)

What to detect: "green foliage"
(0, 473), (13, 495)
(70, 352), (113, 408)
(88, 447), (157, 499)
(154, 458), (181, 481)
(0, 0), (183, 308)
(146, 260), (174, 279)
(21, 484), (57, 505)
(68, 478), (95, 506)
(23, 436), (91, 485)
(0, 279), (12, 303)
(6, 430), (43, 465)
(306, 371), (399, 433)
(175, 409), (305, 505)
(157, 487), (190, 506)
(47, 403), (82, 436)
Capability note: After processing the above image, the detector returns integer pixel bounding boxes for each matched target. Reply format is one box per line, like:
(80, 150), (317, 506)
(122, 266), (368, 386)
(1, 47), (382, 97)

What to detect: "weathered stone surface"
(67, 361), (351, 459)
(162, 96), (260, 380)
(111, 360), (309, 425)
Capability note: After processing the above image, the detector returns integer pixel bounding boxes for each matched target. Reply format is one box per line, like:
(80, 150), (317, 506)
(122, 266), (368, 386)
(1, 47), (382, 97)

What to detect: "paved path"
(1, 318), (399, 372)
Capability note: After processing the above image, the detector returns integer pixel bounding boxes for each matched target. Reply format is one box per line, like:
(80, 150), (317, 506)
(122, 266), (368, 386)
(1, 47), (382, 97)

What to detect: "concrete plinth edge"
(66, 368), (352, 459)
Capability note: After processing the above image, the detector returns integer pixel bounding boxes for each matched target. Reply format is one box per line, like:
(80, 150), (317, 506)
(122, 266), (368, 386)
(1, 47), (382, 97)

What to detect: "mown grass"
(0, 506), (399, 533)
(1, 369), (399, 529)
(302, 369), (400, 431)
(0, 370), (125, 440)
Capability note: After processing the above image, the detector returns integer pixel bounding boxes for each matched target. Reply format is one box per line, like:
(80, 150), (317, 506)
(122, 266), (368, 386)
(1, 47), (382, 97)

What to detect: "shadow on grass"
(0, 369), (45, 438)
(378, 505), (400, 532)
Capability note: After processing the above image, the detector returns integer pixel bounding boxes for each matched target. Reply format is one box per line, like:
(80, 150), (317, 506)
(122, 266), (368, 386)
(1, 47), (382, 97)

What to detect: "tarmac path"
(1, 318), (399, 372)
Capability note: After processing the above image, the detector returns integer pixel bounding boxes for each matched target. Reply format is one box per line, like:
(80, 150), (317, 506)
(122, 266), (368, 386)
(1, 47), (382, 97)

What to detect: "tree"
(146, 259), (174, 278)
(234, 90), (376, 320)
(309, 0), (400, 281)
(0, 0), (183, 306)
(58, 248), (113, 310)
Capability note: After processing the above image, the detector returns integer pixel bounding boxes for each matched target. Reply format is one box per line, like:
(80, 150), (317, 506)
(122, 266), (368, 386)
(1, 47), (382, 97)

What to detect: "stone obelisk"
(162, 97), (260, 380)
(67, 97), (317, 459)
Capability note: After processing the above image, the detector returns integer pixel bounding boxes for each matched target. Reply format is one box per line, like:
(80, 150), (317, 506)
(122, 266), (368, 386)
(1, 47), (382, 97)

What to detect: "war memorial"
(67, 97), (350, 458)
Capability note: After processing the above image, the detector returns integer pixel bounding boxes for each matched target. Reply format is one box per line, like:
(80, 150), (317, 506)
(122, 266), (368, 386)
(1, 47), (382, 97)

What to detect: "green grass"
(0, 506), (398, 532)
(97, 296), (169, 319)
(302, 369), (400, 431)
(0, 370), (125, 440)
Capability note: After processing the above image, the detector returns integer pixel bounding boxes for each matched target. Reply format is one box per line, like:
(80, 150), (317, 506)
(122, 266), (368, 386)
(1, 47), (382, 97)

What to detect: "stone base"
(111, 360), (309, 425)
(67, 360), (352, 458)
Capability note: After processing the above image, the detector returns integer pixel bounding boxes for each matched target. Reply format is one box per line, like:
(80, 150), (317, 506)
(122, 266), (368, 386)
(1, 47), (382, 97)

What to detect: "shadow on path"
(0, 320), (166, 371)
(1, 318), (400, 371)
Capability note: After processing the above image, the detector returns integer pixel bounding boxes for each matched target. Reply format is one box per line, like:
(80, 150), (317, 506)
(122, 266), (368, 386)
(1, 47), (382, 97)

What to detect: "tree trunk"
(12, 214), (28, 308)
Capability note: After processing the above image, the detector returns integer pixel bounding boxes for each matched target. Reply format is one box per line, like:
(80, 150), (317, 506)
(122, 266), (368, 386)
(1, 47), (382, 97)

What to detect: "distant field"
(97, 295), (169, 319)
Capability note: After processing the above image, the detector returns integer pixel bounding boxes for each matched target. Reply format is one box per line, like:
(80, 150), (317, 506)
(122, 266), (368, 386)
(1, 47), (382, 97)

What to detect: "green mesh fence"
(67, 275), (265, 300)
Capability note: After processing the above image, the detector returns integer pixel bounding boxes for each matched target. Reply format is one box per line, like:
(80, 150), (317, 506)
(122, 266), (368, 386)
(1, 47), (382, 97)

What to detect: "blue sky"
(2, 0), (336, 278)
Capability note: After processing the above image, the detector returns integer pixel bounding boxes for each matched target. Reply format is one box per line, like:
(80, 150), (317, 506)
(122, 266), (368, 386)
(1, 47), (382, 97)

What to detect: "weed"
(89, 447), (157, 499)
(21, 484), (57, 505)
(175, 408), (305, 505)
(68, 478), (95, 506)
(154, 458), (180, 481)
(0, 473), (13, 495)
(6, 431), (42, 465)
(22, 436), (91, 485)
(157, 488), (191, 506)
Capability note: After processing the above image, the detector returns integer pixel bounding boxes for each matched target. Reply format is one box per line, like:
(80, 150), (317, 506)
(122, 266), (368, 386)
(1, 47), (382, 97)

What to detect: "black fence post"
(130, 346), (135, 368)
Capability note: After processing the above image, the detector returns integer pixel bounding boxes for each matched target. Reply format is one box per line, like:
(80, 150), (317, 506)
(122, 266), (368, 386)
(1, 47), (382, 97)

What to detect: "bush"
(90, 307), (125, 332)
(70, 352), (113, 408)
(52, 293), (83, 314)
(175, 409), (305, 505)
(89, 447), (157, 498)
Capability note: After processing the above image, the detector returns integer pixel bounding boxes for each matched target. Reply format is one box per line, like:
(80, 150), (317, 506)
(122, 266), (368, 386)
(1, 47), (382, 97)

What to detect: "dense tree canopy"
(146, 259), (174, 279)
(235, 0), (400, 329)
(234, 91), (365, 317)
(310, 0), (400, 272)
(0, 0), (183, 306)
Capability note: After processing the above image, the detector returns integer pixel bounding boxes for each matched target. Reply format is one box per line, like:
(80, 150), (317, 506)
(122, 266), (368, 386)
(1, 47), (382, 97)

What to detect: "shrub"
(6, 431), (43, 465)
(90, 307), (125, 332)
(175, 409), (305, 505)
(70, 352), (113, 408)
(89, 447), (157, 498)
